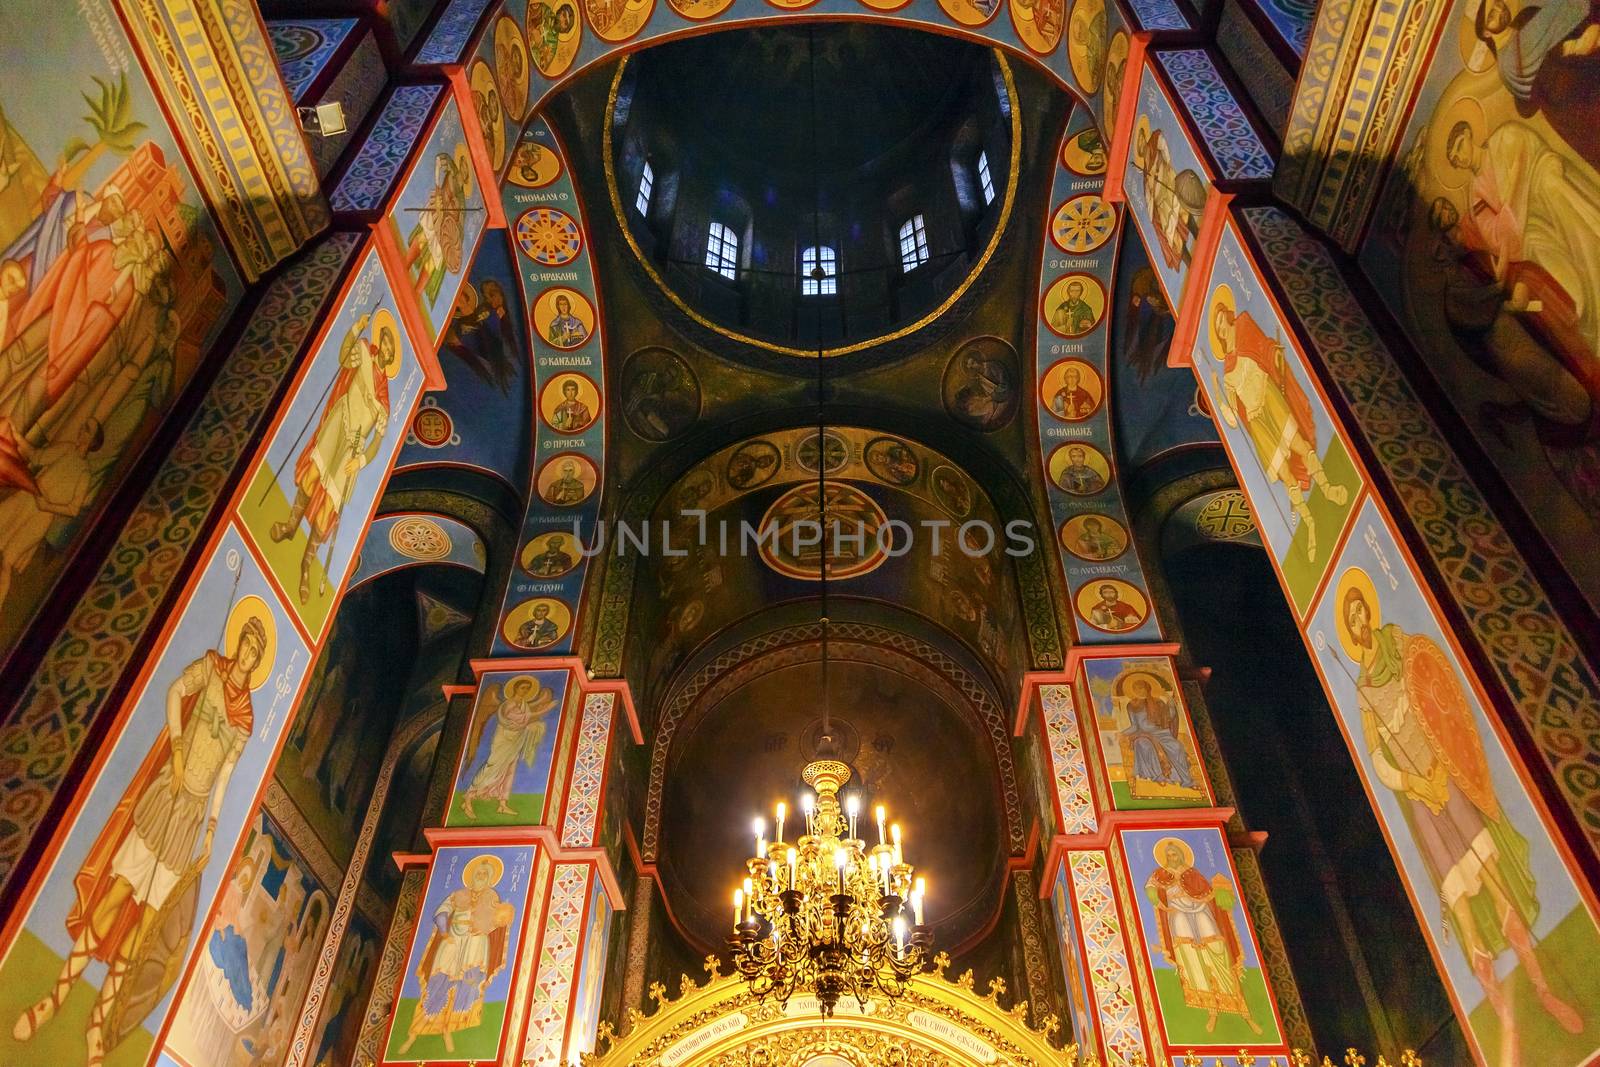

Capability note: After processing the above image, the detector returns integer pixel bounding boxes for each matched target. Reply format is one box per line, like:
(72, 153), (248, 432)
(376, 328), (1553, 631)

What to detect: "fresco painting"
(446, 669), (569, 828)
(385, 98), (489, 346)
(1195, 222), (1361, 617)
(1122, 61), (1210, 312)
(0, 4), (242, 663)
(568, 871), (614, 1063)
(1121, 826), (1284, 1049)
(237, 248), (424, 642)
(305, 912), (379, 1067)
(0, 523), (307, 1067)
(1308, 497), (1600, 1066)
(163, 814), (331, 1067)
(384, 844), (535, 1064)
(1361, 0), (1600, 612)
(1052, 861), (1099, 1051)
(1083, 657), (1209, 810)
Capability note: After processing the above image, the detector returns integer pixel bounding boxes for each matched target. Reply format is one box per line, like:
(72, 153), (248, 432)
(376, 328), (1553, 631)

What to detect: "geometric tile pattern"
(1069, 850), (1147, 1067)
(0, 233), (361, 894)
(1157, 50), (1274, 180)
(1242, 206), (1600, 858)
(1041, 684), (1099, 836)
(561, 693), (615, 848)
(1126, 0), (1192, 29)
(415, 0), (497, 65)
(523, 863), (591, 1066)
(330, 83), (444, 213)
(268, 18), (358, 100)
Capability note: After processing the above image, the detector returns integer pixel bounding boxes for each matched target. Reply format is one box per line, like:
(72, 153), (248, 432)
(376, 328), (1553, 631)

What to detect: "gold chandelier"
(728, 754), (933, 1016)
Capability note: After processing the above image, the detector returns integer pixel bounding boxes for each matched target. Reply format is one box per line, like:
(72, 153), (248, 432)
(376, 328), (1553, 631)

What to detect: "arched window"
(800, 245), (837, 296)
(636, 160), (655, 216)
(898, 214), (929, 272)
(977, 150), (995, 206)
(705, 220), (739, 280)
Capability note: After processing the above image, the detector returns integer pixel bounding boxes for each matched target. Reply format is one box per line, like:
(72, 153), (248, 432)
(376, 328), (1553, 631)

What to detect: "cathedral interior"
(2, 0), (1600, 1065)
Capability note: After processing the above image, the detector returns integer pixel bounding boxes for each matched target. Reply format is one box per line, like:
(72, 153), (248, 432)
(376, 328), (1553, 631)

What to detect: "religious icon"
(758, 481), (891, 580)
(584, 0), (655, 40)
(726, 439), (781, 490)
(456, 676), (558, 820)
(1075, 578), (1148, 633)
(527, 0), (581, 78)
(1103, 31), (1130, 131)
(10, 596), (275, 1064)
(942, 337), (1019, 431)
(1206, 283), (1350, 562)
(668, 0), (735, 17)
(492, 15), (530, 121)
(502, 596), (573, 650)
(521, 530), (580, 577)
(1010, 0), (1065, 54)
(1052, 195), (1117, 254)
(532, 286), (594, 349)
(1043, 274), (1107, 338)
(864, 436), (920, 487)
(443, 277), (519, 396)
(1110, 666), (1204, 801)
(1041, 358), (1104, 421)
(399, 141), (477, 339)
(1142, 837), (1265, 1036)
(394, 855), (516, 1056)
(515, 207), (583, 267)
(1061, 512), (1127, 559)
(621, 348), (700, 442)
(938, 0), (1002, 26)
(930, 464), (974, 518)
(1331, 566), (1583, 1045)
(536, 453), (599, 507)
(1062, 127), (1109, 175)
(468, 62), (506, 171)
(1048, 443), (1111, 495)
(1068, 0), (1108, 93)
(1132, 115), (1208, 273)
(540, 373), (600, 435)
(506, 140), (562, 188)
(268, 309), (398, 602)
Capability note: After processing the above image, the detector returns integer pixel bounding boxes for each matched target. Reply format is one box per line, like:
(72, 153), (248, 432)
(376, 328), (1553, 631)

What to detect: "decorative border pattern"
(0, 233), (360, 891)
(1232, 846), (1316, 1054)
(1040, 684), (1098, 836)
(1242, 205), (1600, 854)
(1068, 850), (1146, 1066)
(329, 83), (445, 213)
(268, 17), (358, 100)
(1011, 870), (1056, 1025)
(561, 693), (616, 848)
(1156, 50), (1274, 181)
(523, 863), (592, 1065)
(353, 867), (426, 1067)
(1125, 0), (1191, 29)
(415, 0), (498, 64)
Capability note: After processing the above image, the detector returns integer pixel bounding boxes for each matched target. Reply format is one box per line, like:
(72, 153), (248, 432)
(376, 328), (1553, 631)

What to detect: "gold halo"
(493, 14), (531, 120)
(1332, 566), (1381, 662)
(1206, 283), (1235, 362)
(463, 853), (505, 887)
(224, 594), (277, 690)
(453, 280), (480, 319)
(1427, 94), (1486, 193)
(1133, 115), (1152, 163)
(371, 308), (402, 378)
(1457, 0), (1498, 72)
(1152, 835), (1194, 869)
(1115, 668), (1169, 699)
(499, 673), (544, 699)
(454, 143), (474, 188)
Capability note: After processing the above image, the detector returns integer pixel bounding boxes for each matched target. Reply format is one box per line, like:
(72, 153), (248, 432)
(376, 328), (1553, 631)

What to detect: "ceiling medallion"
(728, 756), (933, 1016)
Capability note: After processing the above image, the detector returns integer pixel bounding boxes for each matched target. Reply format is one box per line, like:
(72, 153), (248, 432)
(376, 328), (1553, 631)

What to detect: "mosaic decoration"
(1156, 50), (1274, 181)
(383, 844), (537, 1063)
(416, 0), (499, 65)
(1040, 684), (1099, 836)
(493, 118), (608, 657)
(330, 85), (447, 214)
(1035, 108), (1162, 644)
(1120, 827), (1286, 1051)
(1305, 497), (1600, 1065)
(445, 669), (570, 828)
(1243, 205), (1600, 860)
(1083, 657), (1211, 810)
(0, 233), (358, 895)
(1122, 56), (1212, 315)
(350, 513), (487, 589)
(0, 524), (310, 1067)
(560, 692), (617, 848)
(1068, 849), (1149, 1067)
(1193, 219), (1362, 618)
(521, 862), (591, 1066)
(268, 18), (359, 101)
(236, 247), (425, 644)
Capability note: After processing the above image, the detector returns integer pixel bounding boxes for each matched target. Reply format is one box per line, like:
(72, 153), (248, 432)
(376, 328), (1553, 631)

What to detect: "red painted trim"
(1165, 184), (1230, 370)
(374, 219), (448, 390)
(449, 66), (509, 230)
(1102, 32), (1150, 204)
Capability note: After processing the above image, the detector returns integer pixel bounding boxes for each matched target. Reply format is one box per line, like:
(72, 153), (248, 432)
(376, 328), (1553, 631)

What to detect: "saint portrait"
(1131, 115), (1208, 276)
(521, 530), (580, 578)
(532, 287), (594, 350)
(507, 140), (561, 189)
(453, 676), (559, 822)
(1074, 579), (1148, 634)
(1048, 443), (1111, 496)
(492, 14), (530, 122)
(501, 597), (573, 651)
(537, 453), (599, 507)
(1069, 0), (1109, 93)
(1062, 127), (1109, 176)
(865, 436), (920, 487)
(1060, 512), (1127, 560)
(621, 348), (699, 442)
(540, 373), (600, 435)
(942, 338), (1019, 431)
(1041, 359), (1105, 421)
(726, 439), (781, 490)
(468, 61), (506, 172)
(527, 0), (581, 79)
(1043, 273), (1107, 339)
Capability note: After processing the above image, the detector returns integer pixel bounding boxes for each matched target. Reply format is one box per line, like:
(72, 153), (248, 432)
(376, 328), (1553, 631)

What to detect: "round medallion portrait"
(1068, 0), (1108, 92)
(532, 286), (595, 349)
(1010, 0), (1065, 54)
(864, 436), (921, 487)
(930, 464), (974, 518)
(502, 596), (573, 650)
(726, 439), (782, 491)
(527, 0), (582, 78)
(1061, 126), (1109, 176)
(1103, 31), (1130, 131)
(467, 60), (507, 171)
(938, 0), (1003, 25)
(493, 14), (531, 121)
(540, 372), (601, 435)
(942, 337), (1020, 432)
(620, 348), (700, 442)
(1051, 195), (1116, 254)
(1060, 512), (1128, 561)
(516, 208), (584, 267)
(520, 530), (582, 578)
(667, 0), (734, 18)
(584, 0), (655, 40)
(1047, 442), (1112, 495)
(1042, 273), (1107, 338)
(537, 452), (600, 507)
(1040, 358), (1104, 421)
(506, 139), (562, 188)
(1074, 578), (1149, 634)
